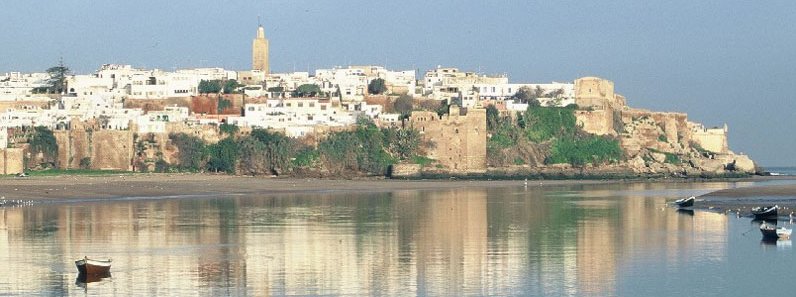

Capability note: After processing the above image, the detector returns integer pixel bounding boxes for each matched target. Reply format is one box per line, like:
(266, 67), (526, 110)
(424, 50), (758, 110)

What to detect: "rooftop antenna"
(258, 15), (261, 27)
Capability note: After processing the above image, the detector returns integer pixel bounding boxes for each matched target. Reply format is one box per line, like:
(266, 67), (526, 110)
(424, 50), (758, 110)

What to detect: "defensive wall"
(409, 105), (486, 173)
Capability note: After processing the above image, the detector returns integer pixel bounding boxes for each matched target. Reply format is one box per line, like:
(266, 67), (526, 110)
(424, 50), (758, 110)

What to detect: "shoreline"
(0, 173), (622, 202)
(1, 173), (793, 207)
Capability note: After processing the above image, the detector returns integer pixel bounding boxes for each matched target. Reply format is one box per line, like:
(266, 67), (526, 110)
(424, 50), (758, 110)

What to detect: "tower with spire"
(252, 21), (269, 73)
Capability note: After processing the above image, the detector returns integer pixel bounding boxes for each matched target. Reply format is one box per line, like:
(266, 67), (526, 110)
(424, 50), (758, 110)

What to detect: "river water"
(1, 180), (794, 296)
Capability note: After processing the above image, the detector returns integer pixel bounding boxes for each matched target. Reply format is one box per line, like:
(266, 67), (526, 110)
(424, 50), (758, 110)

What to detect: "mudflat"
(0, 173), (612, 201)
(696, 182), (796, 216)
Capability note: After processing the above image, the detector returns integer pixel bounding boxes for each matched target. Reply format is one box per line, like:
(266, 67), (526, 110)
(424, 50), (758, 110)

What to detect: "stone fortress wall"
(54, 119), (134, 171)
(0, 148), (24, 174)
(409, 105), (486, 173)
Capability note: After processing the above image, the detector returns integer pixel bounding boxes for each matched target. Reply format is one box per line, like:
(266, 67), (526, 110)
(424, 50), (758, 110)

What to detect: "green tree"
(368, 78), (387, 95)
(237, 136), (270, 174)
(46, 60), (70, 94)
(29, 126), (58, 167)
(169, 133), (207, 171)
(293, 84), (321, 97)
(486, 105), (500, 131)
(219, 123), (239, 135)
(217, 97), (232, 114)
(393, 95), (413, 119)
(206, 138), (238, 173)
(198, 80), (222, 94)
(246, 129), (300, 175)
(222, 79), (242, 94)
(154, 159), (170, 173)
(513, 86), (541, 106)
(383, 128), (421, 160)
(436, 100), (450, 117)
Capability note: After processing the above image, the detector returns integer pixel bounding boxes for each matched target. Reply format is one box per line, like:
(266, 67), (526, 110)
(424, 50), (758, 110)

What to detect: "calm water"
(1, 180), (795, 296)
(766, 166), (796, 176)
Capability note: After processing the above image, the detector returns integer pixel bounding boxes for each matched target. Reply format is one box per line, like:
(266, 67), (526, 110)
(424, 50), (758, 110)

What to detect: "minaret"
(252, 23), (269, 73)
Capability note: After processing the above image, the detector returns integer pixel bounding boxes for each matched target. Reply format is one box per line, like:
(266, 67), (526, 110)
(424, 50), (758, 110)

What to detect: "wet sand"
(0, 173), (615, 202)
(3, 173), (795, 212)
(697, 182), (796, 217)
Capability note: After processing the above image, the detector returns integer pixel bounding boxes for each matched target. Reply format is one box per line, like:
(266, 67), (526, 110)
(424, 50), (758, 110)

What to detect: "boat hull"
(75, 258), (112, 276)
(760, 225), (791, 240)
(761, 228), (779, 239)
(752, 206), (778, 219)
(674, 197), (695, 208)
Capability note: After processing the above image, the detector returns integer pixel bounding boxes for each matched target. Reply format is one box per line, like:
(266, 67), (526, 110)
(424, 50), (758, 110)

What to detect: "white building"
(0, 72), (50, 101)
(316, 67), (367, 101)
(241, 97), (357, 137)
(136, 107), (186, 134)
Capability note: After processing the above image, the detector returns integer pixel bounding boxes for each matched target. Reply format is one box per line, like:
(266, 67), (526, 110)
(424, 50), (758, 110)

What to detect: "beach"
(0, 173), (618, 202)
(3, 173), (794, 212)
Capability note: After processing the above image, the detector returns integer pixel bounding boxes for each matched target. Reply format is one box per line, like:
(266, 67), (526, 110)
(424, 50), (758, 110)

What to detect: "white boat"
(760, 223), (791, 239)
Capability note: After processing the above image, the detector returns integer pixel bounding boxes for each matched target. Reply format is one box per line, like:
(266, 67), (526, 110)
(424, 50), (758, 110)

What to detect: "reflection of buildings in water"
(618, 184), (727, 268)
(241, 190), (489, 296)
(242, 194), (410, 296)
(0, 207), (54, 293)
(414, 189), (487, 296)
(0, 199), (257, 295)
(577, 215), (616, 296)
(0, 183), (738, 295)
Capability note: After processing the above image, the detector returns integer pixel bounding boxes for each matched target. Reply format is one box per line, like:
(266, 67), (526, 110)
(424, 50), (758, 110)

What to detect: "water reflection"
(0, 181), (790, 296)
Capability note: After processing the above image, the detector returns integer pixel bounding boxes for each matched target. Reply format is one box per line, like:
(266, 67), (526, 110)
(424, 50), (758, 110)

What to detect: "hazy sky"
(1, 0), (794, 166)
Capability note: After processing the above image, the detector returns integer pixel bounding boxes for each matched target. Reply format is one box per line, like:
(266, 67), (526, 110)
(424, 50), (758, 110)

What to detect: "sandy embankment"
(697, 183), (796, 216)
(0, 173), (612, 202)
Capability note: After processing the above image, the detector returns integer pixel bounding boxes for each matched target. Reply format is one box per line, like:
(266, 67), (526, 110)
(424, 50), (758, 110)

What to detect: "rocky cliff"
(572, 77), (756, 176)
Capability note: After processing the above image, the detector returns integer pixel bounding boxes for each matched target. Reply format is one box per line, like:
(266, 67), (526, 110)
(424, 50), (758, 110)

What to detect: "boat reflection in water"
(760, 237), (792, 251)
(676, 208), (694, 216)
(76, 271), (112, 285)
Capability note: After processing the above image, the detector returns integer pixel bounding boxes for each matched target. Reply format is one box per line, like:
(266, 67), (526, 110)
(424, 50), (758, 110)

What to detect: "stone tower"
(252, 24), (269, 73)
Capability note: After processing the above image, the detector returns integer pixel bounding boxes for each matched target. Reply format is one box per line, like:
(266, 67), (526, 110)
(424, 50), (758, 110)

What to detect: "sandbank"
(696, 181), (796, 216)
(0, 173), (613, 202)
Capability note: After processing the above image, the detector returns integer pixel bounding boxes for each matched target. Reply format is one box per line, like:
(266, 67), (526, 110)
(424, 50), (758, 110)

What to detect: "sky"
(1, 0), (794, 166)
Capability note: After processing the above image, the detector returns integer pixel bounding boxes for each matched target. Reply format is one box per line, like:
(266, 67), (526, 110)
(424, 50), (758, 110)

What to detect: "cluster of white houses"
(0, 63), (581, 143)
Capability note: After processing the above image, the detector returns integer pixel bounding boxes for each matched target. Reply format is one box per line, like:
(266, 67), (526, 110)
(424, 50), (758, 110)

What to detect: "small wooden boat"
(752, 205), (778, 219)
(75, 257), (112, 275)
(760, 223), (791, 240)
(674, 196), (695, 208)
